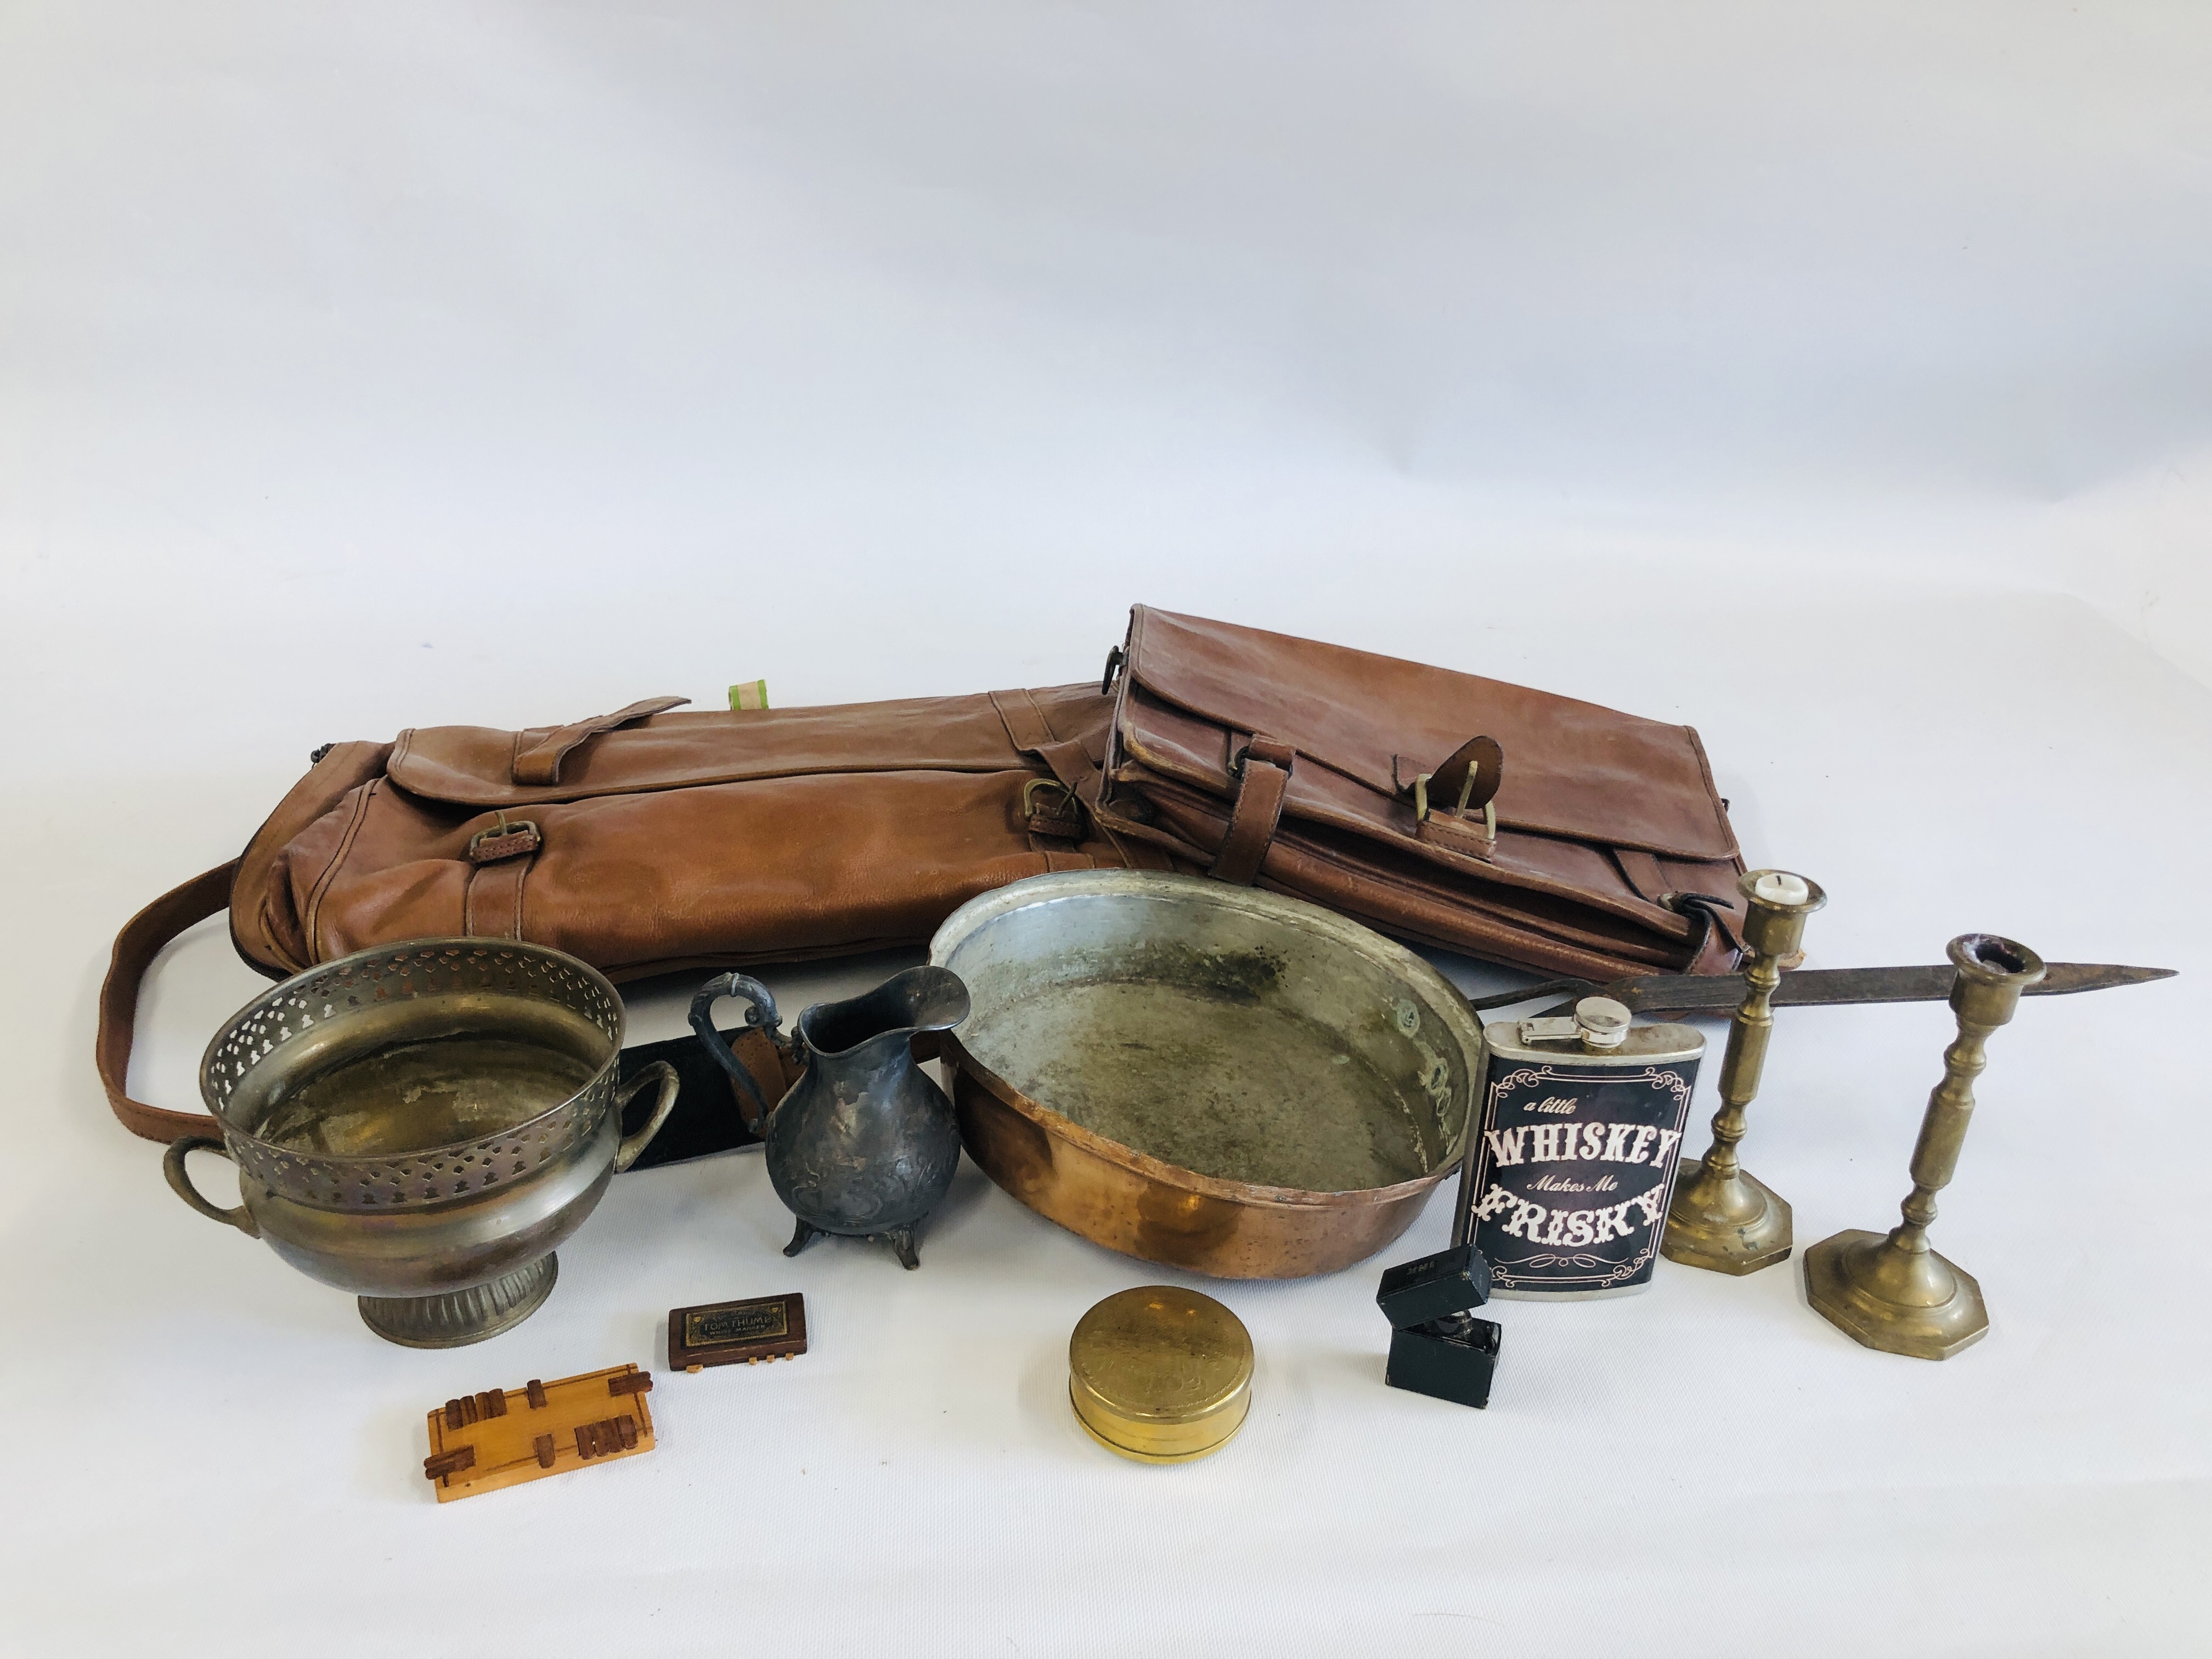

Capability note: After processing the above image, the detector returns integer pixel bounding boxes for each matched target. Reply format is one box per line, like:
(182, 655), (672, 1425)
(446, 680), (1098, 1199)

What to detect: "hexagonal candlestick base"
(1803, 1229), (1989, 1360)
(1662, 1161), (1793, 1274)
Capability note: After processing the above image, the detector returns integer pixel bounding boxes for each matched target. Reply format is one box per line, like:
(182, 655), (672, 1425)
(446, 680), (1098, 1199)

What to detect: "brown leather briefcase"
(98, 607), (1745, 1143)
(1084, 607), (1747, 979)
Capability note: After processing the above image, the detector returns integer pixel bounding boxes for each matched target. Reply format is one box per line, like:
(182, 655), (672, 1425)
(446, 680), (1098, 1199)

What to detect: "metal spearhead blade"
(1468, 963), (2175, 1017)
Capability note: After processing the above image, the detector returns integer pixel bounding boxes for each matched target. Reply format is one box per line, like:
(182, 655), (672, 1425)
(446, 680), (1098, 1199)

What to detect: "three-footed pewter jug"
(690, 966), (969, 1268)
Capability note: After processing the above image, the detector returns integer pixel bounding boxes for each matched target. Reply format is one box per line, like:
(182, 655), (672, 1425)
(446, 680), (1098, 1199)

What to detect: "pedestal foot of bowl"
(357, 1252), (560, 1348)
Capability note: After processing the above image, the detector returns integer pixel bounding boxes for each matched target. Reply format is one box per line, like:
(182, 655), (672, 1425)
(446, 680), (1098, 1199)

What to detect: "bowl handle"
(162, 1136), (261, 1238)
(612, 1060), (682, 1173)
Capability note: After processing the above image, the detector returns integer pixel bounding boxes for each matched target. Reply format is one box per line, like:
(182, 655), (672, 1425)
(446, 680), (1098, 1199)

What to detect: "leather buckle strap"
(1671, 891), (1748, 973)
(1395, 736), (1503, 859)
(464, 829), (539, 940)
(1020, 778), (1084, 842)
(511, 696), (689, 787)
(1233, 735), (1296, 776)
(467, 816), (541, 864)
(1211, 735), (1294, 885)
(991, 687), (1107, 824)
(465, 811), (545, 939)
(989, 687), (1175, 871)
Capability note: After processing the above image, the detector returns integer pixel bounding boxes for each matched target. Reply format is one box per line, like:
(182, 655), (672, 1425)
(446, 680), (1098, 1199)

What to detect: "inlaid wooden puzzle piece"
(421, 1363), (655, 1502)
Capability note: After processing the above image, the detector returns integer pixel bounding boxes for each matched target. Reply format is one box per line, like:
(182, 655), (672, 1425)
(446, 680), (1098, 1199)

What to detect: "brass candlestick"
(1804, 933), (2046, 1359)
(1662, 868), (1825, 1274)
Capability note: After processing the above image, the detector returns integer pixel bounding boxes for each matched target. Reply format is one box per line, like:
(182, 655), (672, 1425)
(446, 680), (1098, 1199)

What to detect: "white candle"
(1753, 871), (1810, 906)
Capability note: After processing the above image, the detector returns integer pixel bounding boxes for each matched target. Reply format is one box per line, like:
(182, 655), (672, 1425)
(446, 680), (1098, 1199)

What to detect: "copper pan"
(928, 871), (1479, 1279)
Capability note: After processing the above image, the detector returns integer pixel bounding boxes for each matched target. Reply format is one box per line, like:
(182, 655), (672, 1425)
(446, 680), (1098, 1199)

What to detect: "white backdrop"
(3, 4), (2208, 1655)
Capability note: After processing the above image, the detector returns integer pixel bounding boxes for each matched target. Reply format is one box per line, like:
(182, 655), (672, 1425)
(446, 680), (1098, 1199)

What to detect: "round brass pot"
(1068, 1285), (1254, 1463)
(165, 939), (678, 1347)
(929, 871), (1480, 1279)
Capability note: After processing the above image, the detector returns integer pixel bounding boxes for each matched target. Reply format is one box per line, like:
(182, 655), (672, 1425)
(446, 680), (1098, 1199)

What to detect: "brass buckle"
(1412, 769), (1496, 842)
(467, 813), (542, 864)
(1021, 778), (1073, 817)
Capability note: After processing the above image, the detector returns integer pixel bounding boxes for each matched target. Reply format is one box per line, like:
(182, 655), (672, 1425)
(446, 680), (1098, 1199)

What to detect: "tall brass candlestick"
(1662, 868), (1825, 1274)
(1804, 933), (2045, 1359)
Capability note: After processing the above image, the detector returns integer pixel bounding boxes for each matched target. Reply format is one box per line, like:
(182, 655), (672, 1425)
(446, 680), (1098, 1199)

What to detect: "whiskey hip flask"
(1453, 996), (1706, 1300)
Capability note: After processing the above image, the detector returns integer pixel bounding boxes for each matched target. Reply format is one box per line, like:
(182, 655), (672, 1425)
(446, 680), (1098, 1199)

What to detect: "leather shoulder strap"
(512, 696), (689, 786)
(97, 862), (239, 1143)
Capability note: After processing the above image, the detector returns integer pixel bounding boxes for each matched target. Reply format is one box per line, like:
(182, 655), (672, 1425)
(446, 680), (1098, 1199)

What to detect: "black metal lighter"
(1376, 1242), (1501, 1410)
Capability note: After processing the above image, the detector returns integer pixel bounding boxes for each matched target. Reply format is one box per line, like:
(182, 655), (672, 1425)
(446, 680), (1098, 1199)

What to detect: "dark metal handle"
(689, 973), (782, 1131)
(163, 1135), (261, 1238)
(611, 1060), (682, 1172)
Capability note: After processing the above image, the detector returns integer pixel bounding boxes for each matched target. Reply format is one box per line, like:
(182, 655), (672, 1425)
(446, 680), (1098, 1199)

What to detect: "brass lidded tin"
(1068, 1286), (1254, 1464)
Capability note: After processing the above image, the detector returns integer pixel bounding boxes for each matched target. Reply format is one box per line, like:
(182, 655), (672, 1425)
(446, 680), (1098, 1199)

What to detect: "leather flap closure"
(512, 696), (690, 786)
(388, 686), (1110, 808)
(1113, 607), (1738, 862)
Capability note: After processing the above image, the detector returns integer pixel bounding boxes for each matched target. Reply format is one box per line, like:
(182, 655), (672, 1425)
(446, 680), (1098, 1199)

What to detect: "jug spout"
(798, 966), (970, 1057)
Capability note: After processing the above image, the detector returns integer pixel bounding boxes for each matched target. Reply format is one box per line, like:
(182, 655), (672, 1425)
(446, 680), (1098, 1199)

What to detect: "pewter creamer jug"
(691, 966), (969, 1268)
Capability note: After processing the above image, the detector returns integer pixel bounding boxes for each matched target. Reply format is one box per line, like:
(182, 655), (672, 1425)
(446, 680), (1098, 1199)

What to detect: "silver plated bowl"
(165, 939), (677, 1347)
